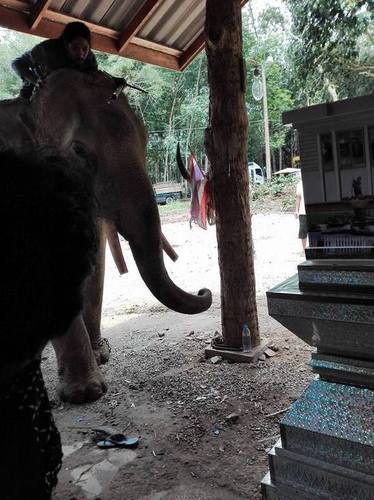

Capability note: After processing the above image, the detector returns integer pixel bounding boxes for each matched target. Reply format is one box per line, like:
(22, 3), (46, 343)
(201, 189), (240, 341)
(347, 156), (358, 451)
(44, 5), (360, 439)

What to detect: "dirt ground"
(46, 205), (315, 500)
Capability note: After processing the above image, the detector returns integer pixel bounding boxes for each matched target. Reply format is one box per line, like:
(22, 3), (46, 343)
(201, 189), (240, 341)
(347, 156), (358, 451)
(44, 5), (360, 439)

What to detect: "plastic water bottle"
(242, 323), (251, 352)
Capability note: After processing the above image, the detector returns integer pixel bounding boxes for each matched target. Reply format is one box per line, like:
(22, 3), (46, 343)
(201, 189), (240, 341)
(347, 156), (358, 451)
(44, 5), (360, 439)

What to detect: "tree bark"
(204, 0), (260, 348)
(185, 56), (203, 158)
(184, 57), (203, 193)
(163, 89), (178, 181)
(271, 149), (276, 173)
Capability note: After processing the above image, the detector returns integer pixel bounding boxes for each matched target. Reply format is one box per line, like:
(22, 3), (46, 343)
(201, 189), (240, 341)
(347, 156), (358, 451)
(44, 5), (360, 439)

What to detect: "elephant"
(0, 69), (212, 403)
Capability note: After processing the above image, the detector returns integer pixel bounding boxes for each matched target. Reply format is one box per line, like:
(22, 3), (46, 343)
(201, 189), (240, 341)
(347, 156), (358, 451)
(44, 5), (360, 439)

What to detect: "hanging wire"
(147, 119), (284, 135)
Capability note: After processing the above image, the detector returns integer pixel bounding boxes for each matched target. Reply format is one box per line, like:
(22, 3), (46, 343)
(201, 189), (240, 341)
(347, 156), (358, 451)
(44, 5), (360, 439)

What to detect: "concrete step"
(298, 259), (374, 291)
(267, 274), (374, 360)
(310, 352), (374, 389)
(268, 441), (374, 499)
(261, 471), (320, 500)
(280, 379), (374, 476)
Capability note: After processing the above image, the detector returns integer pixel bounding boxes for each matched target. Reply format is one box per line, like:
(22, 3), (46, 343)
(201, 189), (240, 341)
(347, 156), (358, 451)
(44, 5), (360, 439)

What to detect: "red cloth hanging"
(188, 152), (209, 230)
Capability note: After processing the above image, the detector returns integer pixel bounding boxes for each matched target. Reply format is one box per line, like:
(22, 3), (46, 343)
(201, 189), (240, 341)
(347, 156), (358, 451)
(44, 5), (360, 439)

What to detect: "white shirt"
(296, 180), (306, 215)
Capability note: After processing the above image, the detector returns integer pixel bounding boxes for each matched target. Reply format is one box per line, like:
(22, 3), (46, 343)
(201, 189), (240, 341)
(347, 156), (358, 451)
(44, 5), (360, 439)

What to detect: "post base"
(205, 340), (268, 363)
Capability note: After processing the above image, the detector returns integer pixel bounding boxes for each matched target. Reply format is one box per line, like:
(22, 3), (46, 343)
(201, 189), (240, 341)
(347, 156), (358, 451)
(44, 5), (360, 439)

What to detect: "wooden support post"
(204, 0), (260, 348)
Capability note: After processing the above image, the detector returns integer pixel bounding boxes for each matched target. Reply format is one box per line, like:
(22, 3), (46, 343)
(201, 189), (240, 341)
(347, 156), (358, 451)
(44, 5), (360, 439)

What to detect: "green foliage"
(251, 174), (298, 211)
(285, 0), (374, 104)
(157, 199), (189, 215)
(0, 28), (41, 99)
(244, 4), (295, 167)
(95, 51), (209, 183)
(0, 1), (372, 186)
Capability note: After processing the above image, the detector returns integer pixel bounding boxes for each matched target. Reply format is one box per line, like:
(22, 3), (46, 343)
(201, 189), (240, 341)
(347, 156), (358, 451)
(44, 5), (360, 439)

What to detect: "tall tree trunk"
(186, 56), (203, 159)
(271, 149), (276, 173)
(184, 57), (203, 194)
(163, 90), (178, 182)
(323, 75), (339, 102)
(204, 0), (260, 348)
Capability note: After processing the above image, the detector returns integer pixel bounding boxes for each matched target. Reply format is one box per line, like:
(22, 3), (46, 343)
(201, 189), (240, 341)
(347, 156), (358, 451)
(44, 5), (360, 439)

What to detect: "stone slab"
(312, 352), (374, 370)
(205, 340), (268, 363)
(267, 273), (374, 305)
(298, 259), (374, 290)
(280, 379), (374, 475)
(267, 274), (374, 359)
(261, 471), (323, 500)
(269, 441), (374, 499)
(299, 260), (374, 271)
(269, 312), (374, 360)
(310, 354), (374, 388)
(306, 247), (374, 260)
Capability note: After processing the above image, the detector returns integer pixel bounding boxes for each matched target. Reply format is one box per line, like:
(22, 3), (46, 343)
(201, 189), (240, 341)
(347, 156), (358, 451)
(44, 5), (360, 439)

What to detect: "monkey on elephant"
(0, 147), (98, 500)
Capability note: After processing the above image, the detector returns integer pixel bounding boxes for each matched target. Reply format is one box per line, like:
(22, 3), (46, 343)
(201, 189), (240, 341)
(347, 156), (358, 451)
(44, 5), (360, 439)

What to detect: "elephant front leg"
(52, 315), (107, 403)
(83, 218), (111, 365)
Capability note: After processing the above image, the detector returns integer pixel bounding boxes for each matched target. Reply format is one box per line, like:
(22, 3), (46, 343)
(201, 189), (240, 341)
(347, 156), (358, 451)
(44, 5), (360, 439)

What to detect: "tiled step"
(310, 352), (374, 389)
(298, 259), (374, 290)
(267, 274), (374, 361)
(269, 441), (374, 500)
(261, 471), (320, 500)
(280, 379), (374, 476)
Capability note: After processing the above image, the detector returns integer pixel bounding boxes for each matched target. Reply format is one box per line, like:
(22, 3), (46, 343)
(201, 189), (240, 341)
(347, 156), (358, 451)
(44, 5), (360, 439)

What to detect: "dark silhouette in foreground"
(0, 147), (97, 499)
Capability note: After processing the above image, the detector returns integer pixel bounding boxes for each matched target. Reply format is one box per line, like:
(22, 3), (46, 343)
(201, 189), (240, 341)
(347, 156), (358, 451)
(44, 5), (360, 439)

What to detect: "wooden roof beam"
(178, 33), (205, 71)
(117, 0), (162, 54)
(0, 5), (180, 71)
(29, 0), (52, 30)
(178, 33), (204, 71)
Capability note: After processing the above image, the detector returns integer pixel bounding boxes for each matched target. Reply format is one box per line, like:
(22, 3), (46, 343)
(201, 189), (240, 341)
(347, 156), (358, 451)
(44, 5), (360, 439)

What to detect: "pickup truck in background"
(248, 162), (265, 185)
(153, 181), (183, 205)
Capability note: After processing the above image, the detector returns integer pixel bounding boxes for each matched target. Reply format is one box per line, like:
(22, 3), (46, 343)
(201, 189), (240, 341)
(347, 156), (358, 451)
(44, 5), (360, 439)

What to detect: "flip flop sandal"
(92, 426), (118, 441)
(96, 434), (139, 449)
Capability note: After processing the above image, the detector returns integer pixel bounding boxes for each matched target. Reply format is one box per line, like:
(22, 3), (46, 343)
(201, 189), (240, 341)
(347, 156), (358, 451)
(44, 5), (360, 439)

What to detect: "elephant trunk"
(130, 242), (212, 314)
(117, 203), (212, 314)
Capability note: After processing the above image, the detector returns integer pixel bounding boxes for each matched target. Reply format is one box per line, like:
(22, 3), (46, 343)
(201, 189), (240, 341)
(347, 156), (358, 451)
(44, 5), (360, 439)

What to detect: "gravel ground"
(46, 208), (314, 500)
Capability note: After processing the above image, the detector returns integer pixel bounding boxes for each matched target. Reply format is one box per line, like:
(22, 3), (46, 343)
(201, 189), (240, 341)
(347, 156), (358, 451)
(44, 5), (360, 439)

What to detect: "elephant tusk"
(176, 142), (191, 181)
(161, 233), (178, 262)
(104, 221), (128, 275)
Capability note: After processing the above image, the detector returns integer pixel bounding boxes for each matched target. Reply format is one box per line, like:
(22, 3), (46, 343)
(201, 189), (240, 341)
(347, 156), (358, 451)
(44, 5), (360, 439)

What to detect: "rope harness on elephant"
(28, 68), (148, 104)
(0, 359), (62, 499)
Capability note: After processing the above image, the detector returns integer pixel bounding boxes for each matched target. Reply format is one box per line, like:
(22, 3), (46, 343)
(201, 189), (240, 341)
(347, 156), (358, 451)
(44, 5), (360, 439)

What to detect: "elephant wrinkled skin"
(1, 69), (212, 403)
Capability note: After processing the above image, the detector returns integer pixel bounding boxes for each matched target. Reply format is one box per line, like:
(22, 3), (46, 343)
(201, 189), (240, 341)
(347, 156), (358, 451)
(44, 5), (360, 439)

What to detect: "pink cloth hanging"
(188, 152), (209, 230)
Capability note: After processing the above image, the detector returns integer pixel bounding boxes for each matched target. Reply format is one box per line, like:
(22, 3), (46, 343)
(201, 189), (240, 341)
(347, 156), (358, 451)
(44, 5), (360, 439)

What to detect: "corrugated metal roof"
(50, 0), (205, 52)
(51, 0), (144, 31)
(138, 0), (205, 51)
(0, 0), (248, 70)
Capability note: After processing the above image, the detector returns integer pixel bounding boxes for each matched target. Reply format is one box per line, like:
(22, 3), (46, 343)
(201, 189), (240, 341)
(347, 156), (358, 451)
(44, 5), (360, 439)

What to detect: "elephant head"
(28, 69), (212, 315)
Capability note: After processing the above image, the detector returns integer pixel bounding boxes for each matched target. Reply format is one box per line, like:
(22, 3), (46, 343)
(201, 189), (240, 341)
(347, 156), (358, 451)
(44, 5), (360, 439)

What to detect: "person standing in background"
(295, 175), (308, 250)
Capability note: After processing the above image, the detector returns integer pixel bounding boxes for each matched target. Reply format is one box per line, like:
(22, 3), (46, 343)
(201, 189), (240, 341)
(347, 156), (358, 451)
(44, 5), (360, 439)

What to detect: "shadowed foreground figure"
(0, 148), (97, 499)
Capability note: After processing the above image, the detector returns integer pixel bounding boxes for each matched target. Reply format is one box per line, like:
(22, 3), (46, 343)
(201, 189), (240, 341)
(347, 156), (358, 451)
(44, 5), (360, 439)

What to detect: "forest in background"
(0, 0), (372, 183)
